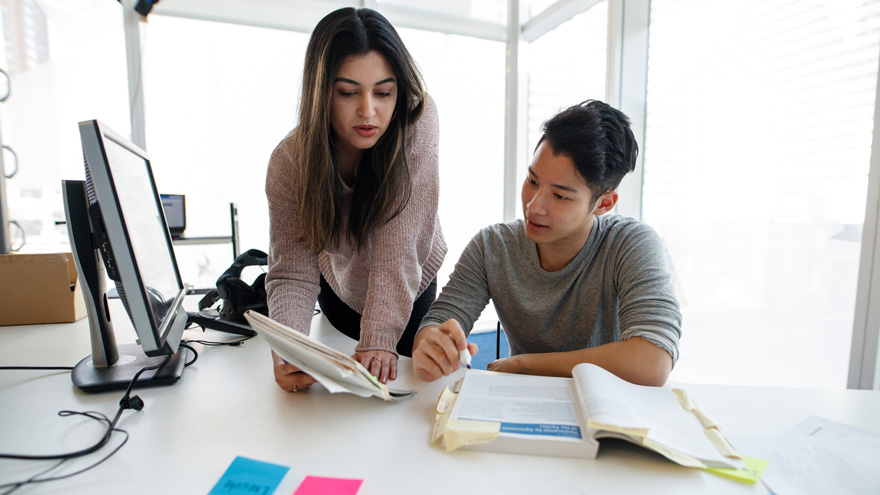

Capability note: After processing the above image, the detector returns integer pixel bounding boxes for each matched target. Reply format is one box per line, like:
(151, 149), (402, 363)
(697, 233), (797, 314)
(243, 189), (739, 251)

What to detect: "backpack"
(198, 248), (268, 324)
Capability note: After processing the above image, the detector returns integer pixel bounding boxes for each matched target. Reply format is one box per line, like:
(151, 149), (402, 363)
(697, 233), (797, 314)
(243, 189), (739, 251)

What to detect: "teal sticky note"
(208, 456), (290, 495)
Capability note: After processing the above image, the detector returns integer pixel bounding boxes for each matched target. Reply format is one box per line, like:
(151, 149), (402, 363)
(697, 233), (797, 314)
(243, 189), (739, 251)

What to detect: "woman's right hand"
(272, 350), (318, 393)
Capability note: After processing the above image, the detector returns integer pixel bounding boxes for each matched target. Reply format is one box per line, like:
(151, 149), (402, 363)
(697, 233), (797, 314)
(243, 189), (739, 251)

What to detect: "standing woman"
(265, 7), (446, 391)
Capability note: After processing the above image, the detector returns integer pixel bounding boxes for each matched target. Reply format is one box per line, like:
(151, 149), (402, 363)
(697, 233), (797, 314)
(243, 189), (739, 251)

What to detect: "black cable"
(182, 335), (253, 347)
(177, 342), (198, 367)
(0, 354), (168, 493)
(0, 417), (129, 495)
(0, 355), (168, 461)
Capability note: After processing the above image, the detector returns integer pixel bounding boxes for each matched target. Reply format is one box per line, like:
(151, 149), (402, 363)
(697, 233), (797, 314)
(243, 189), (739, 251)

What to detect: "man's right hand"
(412, 319), (478, 382)
(272, 350), (318, 392)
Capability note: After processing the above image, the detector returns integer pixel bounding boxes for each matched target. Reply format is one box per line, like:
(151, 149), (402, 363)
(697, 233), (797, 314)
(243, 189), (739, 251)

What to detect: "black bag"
(198, 249), (269, 324)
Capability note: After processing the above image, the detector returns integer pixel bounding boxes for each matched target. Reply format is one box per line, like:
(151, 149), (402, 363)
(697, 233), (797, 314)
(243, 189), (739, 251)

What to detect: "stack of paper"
(243, 310), (415, 401)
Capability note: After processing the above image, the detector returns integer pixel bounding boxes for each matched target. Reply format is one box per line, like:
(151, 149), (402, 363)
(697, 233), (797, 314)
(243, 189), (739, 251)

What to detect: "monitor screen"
(160, 194), (186, 237)
(99, 135), (183, 340)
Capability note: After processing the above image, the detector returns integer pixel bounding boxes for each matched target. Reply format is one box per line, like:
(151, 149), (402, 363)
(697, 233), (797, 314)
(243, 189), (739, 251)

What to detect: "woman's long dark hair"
(294, 7), (425, 252)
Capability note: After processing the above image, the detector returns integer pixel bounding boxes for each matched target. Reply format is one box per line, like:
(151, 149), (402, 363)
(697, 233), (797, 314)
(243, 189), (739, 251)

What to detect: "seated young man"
(412, 100), (681, 387)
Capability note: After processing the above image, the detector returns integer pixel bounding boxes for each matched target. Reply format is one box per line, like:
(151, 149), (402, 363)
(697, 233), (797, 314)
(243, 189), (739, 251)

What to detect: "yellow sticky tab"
(704, 455), (770, 484)
(671, 388), (695, 411)
(435, 386), (457, 414)
(587, 419), (649, 438)
(642, 438), (708, 468)
(443, 419), (500, 452)
(704, 427), (741, 459)
(431, 411), (451, 444)
(694, 407), (718, 430)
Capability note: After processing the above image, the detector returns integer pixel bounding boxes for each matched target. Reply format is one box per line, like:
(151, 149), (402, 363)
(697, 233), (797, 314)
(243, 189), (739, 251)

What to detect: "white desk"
(2, 301), (880, 495)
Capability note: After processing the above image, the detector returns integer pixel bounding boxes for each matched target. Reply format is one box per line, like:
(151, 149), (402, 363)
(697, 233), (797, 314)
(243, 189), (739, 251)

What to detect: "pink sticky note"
(293, 475), (363, 495)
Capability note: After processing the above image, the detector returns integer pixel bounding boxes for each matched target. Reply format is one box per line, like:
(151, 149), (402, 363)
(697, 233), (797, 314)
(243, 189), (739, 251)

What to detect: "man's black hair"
(536, 100), (638, 203)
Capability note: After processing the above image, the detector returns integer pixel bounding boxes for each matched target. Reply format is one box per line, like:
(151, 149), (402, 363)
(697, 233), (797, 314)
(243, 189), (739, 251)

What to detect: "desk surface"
(2, 301), (880, 495)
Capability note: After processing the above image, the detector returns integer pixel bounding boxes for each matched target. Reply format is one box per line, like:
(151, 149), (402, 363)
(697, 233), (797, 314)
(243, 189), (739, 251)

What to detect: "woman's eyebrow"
(334, 77), (397, 85)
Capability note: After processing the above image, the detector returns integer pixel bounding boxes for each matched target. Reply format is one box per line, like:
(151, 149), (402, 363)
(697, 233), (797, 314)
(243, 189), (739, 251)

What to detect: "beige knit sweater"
(264, 96), (446, 355)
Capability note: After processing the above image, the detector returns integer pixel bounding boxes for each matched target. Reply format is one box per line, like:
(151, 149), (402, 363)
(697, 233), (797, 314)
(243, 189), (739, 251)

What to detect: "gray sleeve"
(614, 224), (682, 364)
(419, 232), (491, 337)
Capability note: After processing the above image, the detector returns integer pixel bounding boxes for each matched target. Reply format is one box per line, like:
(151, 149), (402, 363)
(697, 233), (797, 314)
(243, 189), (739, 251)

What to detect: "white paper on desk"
(729, 434), (880, 495)
(783, 415), (880, 440)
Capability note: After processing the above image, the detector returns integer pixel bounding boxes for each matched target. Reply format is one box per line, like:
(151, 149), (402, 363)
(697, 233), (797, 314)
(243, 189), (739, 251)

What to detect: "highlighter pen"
(459, 346), (472, 369)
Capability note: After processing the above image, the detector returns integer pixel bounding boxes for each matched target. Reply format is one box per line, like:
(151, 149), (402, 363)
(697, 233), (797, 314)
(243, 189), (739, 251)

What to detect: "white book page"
(573, 363), (727, 463)
(450, 370), (584, 441)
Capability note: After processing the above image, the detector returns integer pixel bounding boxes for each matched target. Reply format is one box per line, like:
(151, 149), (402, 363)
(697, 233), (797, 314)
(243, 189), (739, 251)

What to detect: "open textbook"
(431, 363), (744, 469)
(243, 310), (415, 401)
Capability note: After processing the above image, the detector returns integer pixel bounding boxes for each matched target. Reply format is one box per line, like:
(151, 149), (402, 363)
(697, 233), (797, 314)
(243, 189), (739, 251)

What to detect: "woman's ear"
(592, 191), (619, 216)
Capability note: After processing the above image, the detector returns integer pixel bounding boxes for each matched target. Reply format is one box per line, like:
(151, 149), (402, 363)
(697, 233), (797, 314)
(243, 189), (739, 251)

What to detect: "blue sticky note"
(208, 456), (290, 495)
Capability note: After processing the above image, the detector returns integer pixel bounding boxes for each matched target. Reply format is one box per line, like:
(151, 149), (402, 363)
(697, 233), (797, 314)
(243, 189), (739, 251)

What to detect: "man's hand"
(486, 354), (529, 374)
(272, 350), (318, 393)
(352, 350), (398, 384)
(412, 319), (478, 382)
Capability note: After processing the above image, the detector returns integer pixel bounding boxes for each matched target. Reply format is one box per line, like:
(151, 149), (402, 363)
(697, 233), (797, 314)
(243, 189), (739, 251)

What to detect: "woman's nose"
(358, 94), (376, 118)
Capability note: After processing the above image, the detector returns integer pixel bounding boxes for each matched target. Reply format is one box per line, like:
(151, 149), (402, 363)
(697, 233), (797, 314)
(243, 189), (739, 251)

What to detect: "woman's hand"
(272, 350), (318, 393)
(353, 350), (398, 384)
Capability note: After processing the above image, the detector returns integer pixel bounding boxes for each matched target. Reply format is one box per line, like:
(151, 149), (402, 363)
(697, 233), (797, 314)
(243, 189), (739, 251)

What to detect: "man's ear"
(592, 191), (618, 216)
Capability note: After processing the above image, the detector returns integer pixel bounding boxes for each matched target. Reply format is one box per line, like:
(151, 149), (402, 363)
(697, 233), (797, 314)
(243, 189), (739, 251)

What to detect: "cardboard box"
(0, 253), (87, 325)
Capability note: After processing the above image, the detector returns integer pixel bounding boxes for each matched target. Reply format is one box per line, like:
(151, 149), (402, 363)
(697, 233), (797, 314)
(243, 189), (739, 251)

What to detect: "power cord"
(0, 355), (172, 494)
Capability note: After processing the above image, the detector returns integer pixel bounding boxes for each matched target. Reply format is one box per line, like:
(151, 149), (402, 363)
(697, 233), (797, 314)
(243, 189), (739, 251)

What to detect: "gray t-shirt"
(420, 215), (681, 363)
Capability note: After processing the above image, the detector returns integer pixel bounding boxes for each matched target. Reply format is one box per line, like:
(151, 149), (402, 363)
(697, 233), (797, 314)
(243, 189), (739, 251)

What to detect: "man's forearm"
(490, 337), (672, 386)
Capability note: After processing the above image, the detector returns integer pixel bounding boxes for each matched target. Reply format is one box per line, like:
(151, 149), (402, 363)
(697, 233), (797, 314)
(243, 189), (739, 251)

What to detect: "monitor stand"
(71, 344), (187, 393)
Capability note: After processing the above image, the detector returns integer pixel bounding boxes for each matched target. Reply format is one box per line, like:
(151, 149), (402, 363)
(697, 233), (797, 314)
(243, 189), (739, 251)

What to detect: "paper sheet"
(729, 417), (880, 495)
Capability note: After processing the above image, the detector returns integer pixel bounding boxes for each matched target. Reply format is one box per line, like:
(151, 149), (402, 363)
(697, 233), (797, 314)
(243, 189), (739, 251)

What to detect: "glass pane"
(142, 15), (307, 288)
(645, 0), (880, 388)
(397, 28), (506, 295)
(378, 0), (506, 25)
(0, 0), (130, 252)
(526, 1), (607, 180)
(521, 0), (557, 23)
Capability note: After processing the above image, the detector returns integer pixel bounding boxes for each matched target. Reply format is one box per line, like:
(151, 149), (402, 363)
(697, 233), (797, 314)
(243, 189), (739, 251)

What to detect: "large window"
(526, 1), (607, 155)
(142, 16), (307, 288)
(0, 0), (129, 253)
(140, 15), (506, 291)
(645, 0), (880, 388)
(398, 27), (506, 287)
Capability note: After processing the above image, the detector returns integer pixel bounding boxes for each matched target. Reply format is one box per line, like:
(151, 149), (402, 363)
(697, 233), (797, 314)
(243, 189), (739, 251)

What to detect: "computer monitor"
(63, 120), (189, 393)
(159, 193), (186, 238)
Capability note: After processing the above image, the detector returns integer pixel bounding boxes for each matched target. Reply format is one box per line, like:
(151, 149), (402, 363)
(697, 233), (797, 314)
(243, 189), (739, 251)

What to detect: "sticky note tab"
(705, 455), (770, 484)
(293, 475), (363, 495)
(587, 419), (650, 438)
(671, 388), (695, 411)
(435, 386), (456, 414)
(208, 456), (290, 495)
(443, 418), (501, 451)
